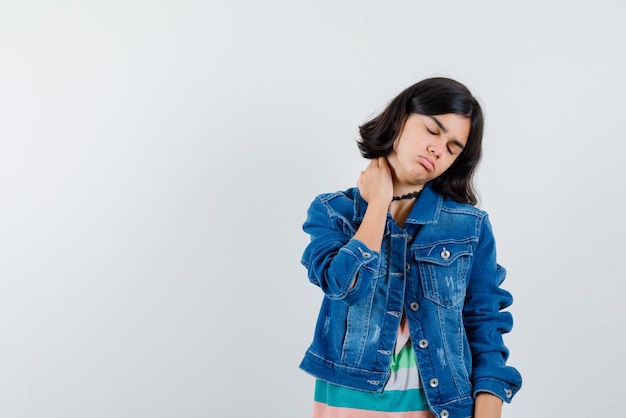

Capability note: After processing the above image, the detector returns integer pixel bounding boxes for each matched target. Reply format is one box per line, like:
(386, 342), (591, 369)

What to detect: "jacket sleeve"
(463, 215), (522, 403)
(300, 195), (380, 305)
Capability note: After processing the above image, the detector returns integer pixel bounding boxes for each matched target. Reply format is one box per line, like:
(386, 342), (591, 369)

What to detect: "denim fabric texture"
(300, 183), (522, 418)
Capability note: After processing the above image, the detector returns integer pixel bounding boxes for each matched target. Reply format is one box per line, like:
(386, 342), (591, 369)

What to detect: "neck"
(390, 171), (425, 198)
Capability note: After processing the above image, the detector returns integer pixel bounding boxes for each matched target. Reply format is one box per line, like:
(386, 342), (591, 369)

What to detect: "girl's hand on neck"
(357, 157), (394, 205)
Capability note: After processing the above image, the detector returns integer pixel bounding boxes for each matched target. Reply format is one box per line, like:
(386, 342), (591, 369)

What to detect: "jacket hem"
(299, 350), (389, 393)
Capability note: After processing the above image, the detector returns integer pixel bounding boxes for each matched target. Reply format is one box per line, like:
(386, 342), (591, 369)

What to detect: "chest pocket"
(414, 242), (473, 308)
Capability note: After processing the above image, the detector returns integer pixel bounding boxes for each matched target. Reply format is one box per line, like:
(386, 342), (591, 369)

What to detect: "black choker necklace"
(392, 189), (423, 201)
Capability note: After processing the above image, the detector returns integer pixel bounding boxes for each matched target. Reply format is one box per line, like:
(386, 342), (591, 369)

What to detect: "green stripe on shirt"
(390, 344), (417, 371)
(314, 381), (429, 412)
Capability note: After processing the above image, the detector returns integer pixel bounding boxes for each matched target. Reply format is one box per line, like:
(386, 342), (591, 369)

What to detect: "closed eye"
(447, 142), (464, 155)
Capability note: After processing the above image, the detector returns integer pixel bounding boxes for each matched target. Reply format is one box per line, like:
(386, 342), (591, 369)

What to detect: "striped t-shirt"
(312, 315), (434, 418)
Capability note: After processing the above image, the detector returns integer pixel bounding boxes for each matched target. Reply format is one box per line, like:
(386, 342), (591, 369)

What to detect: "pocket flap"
(414, 242), (473, 267)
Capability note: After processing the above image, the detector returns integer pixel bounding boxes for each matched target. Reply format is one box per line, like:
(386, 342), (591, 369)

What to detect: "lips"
(419, 156), (435, 171)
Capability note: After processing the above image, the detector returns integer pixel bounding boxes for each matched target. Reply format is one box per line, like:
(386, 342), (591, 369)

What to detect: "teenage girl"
(299, 77), (522, 418)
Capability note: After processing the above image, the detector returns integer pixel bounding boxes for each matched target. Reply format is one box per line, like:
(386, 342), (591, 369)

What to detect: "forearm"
(474, 392), (503, 418)
(352, 197), (388, 252)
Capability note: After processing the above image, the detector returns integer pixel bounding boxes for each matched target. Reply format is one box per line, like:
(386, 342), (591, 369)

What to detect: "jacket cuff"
(337, 239), (379, 304)
(473, 376), (521, 403)
(342, 239), (378, 265)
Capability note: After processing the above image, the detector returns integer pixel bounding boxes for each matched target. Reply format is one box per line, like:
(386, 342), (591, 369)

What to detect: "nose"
(427, 143), (442, 158)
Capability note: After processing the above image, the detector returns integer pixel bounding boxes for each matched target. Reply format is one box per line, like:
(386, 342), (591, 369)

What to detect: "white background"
(1, 1), (624, 417)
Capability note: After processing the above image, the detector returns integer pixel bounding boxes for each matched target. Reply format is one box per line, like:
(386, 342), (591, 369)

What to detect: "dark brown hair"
(357, 77), (484, 205)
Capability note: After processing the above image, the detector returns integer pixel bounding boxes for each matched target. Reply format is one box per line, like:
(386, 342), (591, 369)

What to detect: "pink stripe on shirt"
(313, 401), (434, 418)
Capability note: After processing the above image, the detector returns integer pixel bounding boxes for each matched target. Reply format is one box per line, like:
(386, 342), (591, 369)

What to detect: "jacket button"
(418, 339), (428, 348)
(362, 252), (372, 258)
(505, 388), (513, 398)
(429, 378), (439, 387)
(405, 263), (411, 271)
(440, 248), (451, 260)
(440, 410), (449, 418)
(410, 302), (419, 311)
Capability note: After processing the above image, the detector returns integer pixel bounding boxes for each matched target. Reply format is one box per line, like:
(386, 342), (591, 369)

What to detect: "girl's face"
(387, 113), (470, 187)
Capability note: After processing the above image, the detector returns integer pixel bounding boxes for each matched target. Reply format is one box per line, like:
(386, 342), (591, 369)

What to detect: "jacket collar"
(353, 182), (442, 225)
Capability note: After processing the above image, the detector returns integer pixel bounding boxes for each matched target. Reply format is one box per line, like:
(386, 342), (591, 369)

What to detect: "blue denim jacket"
(300, 183), (522, 418)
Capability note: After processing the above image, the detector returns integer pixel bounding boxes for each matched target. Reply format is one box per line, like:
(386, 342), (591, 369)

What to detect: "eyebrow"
(430, 116), (466, 149)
